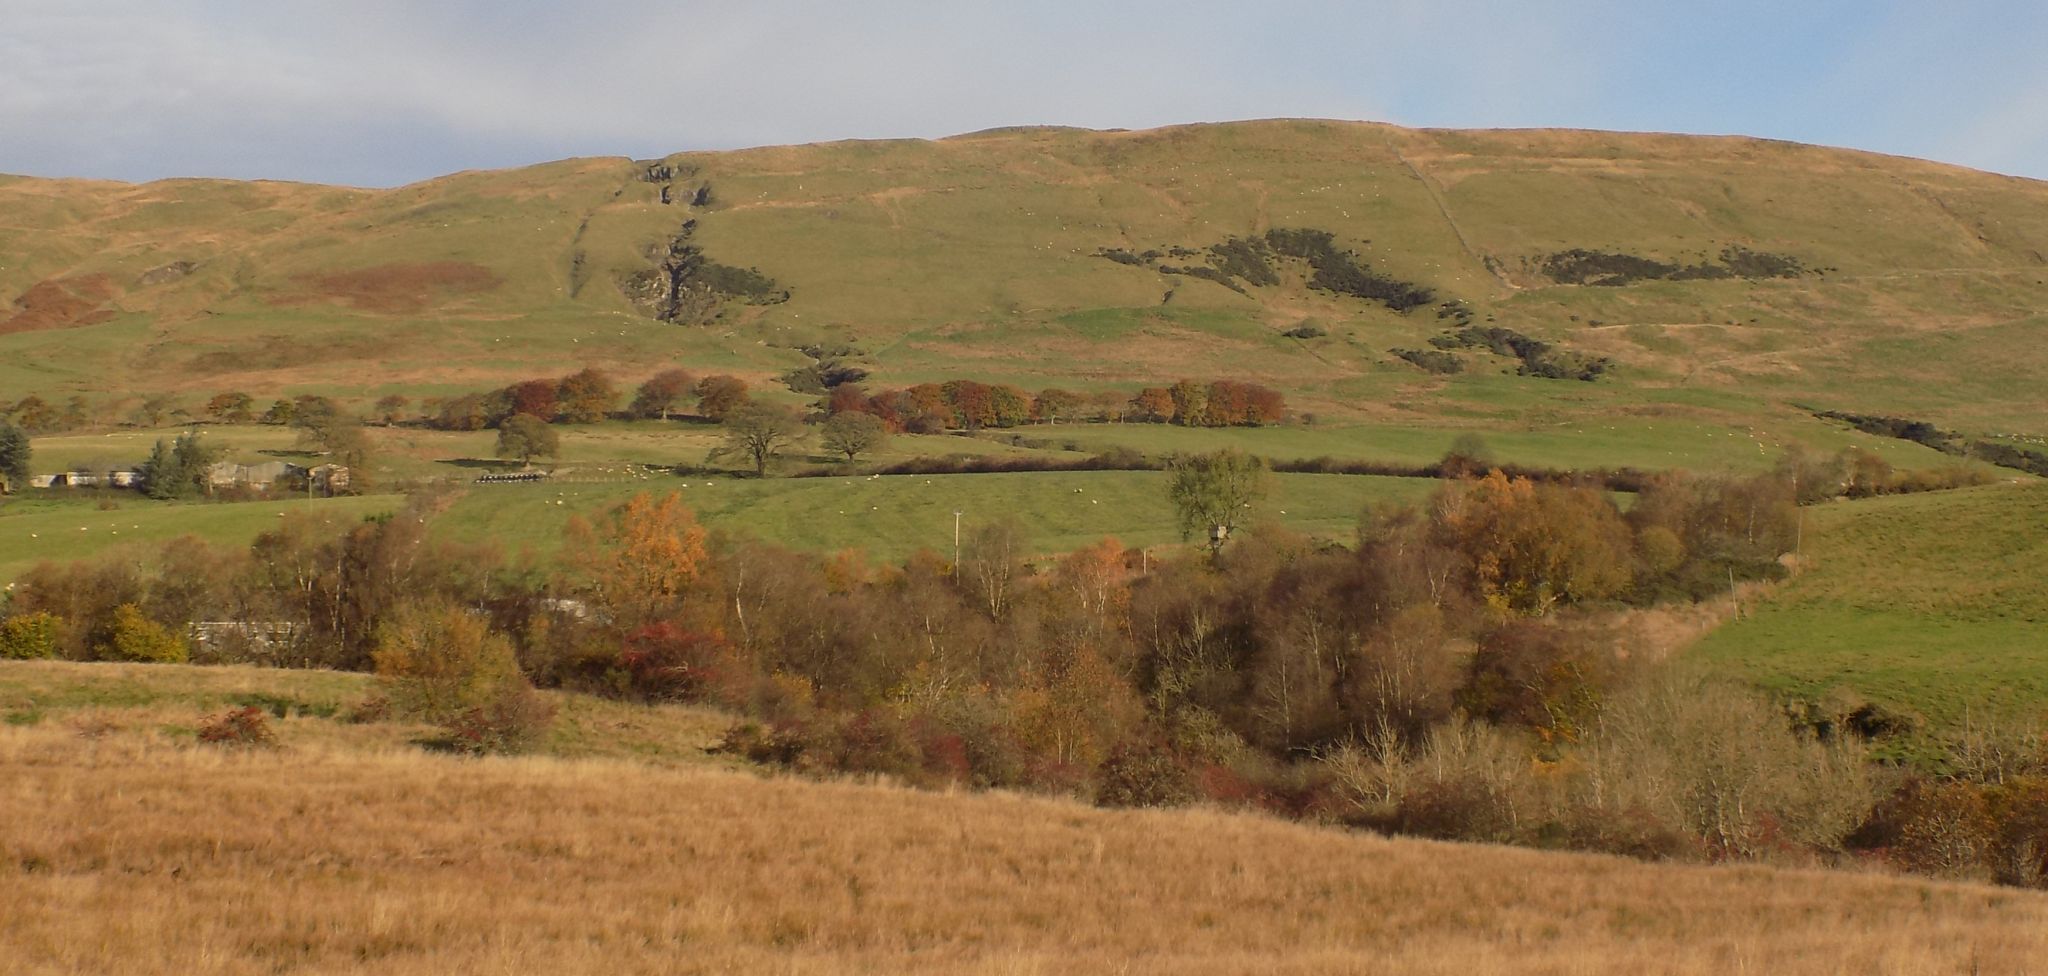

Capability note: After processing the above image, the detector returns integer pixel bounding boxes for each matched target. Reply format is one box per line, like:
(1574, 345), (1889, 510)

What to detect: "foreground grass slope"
(4, 661), (2046, 975)
(1697, 481), (2048, 726)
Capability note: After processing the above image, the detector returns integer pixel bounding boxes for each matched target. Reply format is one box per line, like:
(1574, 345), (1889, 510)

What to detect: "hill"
(4, 120), (2047, 448)
(5, 659), (2046, 975)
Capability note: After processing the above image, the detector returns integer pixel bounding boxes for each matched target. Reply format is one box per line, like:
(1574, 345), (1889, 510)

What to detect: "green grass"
(0, 493), (398, 583)
(1693, 482), (2048, 729)
(434, 470), (1437, 563)
(1023, 413), (1973, 473)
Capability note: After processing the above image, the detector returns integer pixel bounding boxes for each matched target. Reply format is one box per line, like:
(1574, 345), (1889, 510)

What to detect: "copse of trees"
(831, 378), (1286, 433)
(424, 368), (621, 430)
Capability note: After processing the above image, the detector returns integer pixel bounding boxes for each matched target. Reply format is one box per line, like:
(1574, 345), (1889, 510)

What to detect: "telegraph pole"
(952, 510), (962, 577)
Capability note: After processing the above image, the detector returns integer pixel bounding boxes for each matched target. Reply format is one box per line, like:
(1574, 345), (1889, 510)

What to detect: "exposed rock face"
(618, 219), (788, 325)
(136, 261), (197, 286)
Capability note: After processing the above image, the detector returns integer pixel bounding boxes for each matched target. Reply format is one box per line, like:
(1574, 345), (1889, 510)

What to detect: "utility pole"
(952, 510), (962, 577)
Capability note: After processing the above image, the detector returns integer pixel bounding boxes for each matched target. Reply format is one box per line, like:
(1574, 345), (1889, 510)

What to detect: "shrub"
(98, 604), (186, 663)
(197, 706), (277, 749)
(372, 601), (555, 753)
(0, 612), (61, 660)
(1094, 739), (1194, 808)
(444, 684), (556, 756)
(1392, 347), (1463, 374)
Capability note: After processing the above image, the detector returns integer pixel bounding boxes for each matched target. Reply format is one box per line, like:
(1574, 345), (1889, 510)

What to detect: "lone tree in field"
(0, 419), (29, 493)
(1166, 448), (1267, 554)
(495, 413), (559, 467)
(713, 401), (802, 476)
(821, 411), (888, 463)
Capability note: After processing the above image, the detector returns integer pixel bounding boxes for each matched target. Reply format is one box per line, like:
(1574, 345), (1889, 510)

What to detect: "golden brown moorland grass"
(5, 719), (2047, 975)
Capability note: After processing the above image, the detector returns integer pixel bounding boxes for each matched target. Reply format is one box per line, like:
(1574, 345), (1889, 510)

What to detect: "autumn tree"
(373, 600), (554, 753)
(712, 401), (803, 476)
(1167, 448), (1268, 553)
(989, 385), (1032, 428)
(373, 394), (412, 426)
(630, 368), (696, 420)
(1167, 380), (1208, 426)
(431, 393), (491, 431)
(822, 410), (889, 462)
(205, 392), (254, 424)
(694, 375), (750, 422)
(495, 413), (559, 467)
(1130, 387), (1174, 423)
(0, 420), (29, 493)
(98, 604), (187, 663)
(564, 491), (710, 628)
(1432, 470), (1633, 614)
(823, 383), (869, 418)
(504, 379), (559, 421)
(941, 380), (995, 430)
(1032, 389), (1083, 425)
(260, 398), (295, 426)
(556, 367), (617, 423)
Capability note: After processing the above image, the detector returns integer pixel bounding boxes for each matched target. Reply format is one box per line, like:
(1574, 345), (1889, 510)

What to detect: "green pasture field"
(1693, 481), (2048, 729)
(0, 493), (397, 583)
(1017, 412), (1971, 473)
(433, 469), (1438, 565)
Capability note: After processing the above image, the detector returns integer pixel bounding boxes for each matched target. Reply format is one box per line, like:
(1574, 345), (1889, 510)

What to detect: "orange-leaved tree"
(564, 491), (709, 628)
(1432, 470), (1633, 615)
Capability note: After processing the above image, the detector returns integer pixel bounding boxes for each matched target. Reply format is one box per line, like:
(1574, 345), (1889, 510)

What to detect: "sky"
(2, 1), (2044, 187)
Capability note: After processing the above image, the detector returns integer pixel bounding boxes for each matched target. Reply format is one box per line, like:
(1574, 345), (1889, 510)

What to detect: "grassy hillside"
(5, 120), (2046, 454)
(1696, 481), (2048, 727)
(5, 659), (2046, 975)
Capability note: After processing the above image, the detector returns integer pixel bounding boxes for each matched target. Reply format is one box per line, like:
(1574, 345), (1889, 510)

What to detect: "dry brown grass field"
(5, 714), (2047, 975)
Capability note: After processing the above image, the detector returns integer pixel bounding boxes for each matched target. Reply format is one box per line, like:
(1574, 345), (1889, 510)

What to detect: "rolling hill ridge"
(3, 119), (2046, 435)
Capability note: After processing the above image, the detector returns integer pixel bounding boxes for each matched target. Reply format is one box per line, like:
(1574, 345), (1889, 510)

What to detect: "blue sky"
(2, 1), (2042, 186)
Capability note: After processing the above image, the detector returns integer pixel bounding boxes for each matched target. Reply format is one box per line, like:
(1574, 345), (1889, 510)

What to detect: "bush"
(0, 612), (61, 660)
(443, 684), (556, 756)
(197, 706), (277, 749)
(372, 601), (555, 753)
(1094, 739), (1194, 808)
(98, 604), (186, 663)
